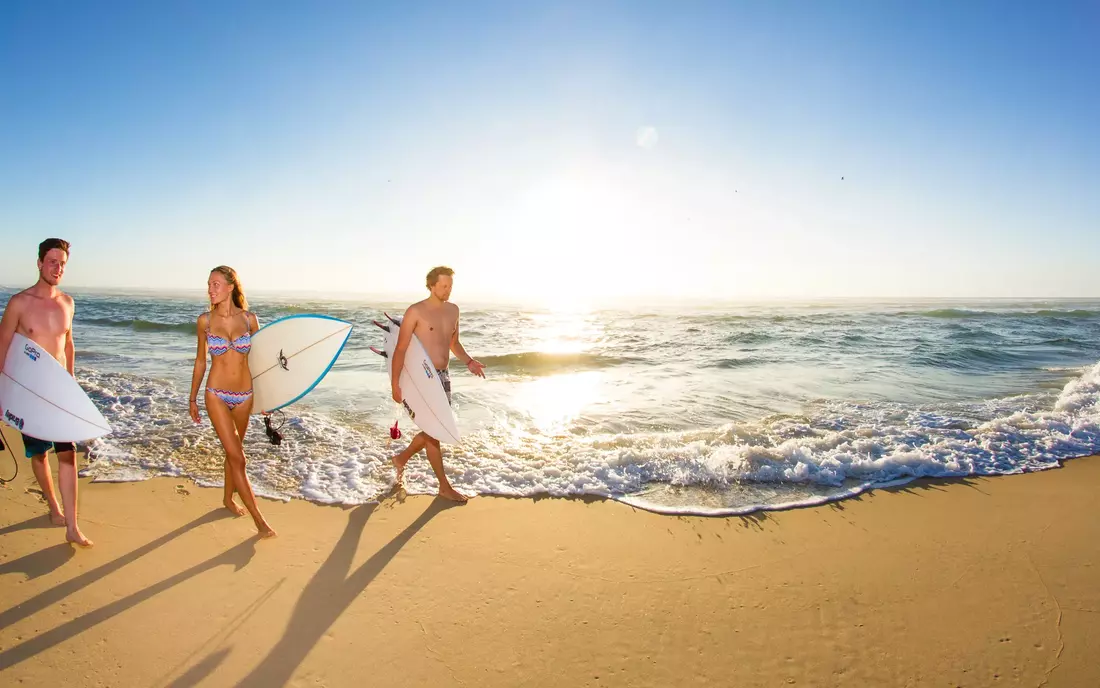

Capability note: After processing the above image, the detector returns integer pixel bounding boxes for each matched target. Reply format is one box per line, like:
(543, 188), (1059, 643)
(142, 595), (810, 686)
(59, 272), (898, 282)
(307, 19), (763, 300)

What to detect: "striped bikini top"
(207, 313), (252, 357)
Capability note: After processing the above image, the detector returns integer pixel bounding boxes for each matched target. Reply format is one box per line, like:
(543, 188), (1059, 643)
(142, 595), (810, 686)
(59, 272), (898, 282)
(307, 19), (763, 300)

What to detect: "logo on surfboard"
(4, 409), (24, 430)
(23, 344), (40, 362)
(422, 362), (434, 380)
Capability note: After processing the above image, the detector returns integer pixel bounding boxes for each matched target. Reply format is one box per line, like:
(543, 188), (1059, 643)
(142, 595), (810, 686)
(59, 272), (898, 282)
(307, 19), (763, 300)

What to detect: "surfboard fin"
(384, 312), (402, 326)
(369, 346), (387, 358)
(371, 320), (390, 332)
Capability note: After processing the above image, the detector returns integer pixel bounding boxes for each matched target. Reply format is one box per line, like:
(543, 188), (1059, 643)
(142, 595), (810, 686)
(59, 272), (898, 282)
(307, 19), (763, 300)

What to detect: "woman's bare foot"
(66, 528), (94, 547)
(438, 485), (469, 503)
(223, 499), (247, 517)
(49, 511), (66, 526)
(255, 520), (278, 539)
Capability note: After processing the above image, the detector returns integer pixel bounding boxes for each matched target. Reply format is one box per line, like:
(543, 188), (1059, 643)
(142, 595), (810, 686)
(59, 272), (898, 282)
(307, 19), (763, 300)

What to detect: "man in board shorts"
(389, 266), (485, 502)
(0, 238), (93, 546)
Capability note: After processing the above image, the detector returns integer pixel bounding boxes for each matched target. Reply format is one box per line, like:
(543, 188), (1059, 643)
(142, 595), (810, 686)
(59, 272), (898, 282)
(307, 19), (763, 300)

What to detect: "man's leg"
(392, 432), (427, 486)
(23, 434), (64, 525)
(423, 436), (467, 502)
(55, 445), (92, 547)
(29, 453), (65, 525)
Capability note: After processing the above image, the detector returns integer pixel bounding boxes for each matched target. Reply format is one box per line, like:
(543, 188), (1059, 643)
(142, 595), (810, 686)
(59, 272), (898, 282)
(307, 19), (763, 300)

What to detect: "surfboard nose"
(249, 314), (353, 413)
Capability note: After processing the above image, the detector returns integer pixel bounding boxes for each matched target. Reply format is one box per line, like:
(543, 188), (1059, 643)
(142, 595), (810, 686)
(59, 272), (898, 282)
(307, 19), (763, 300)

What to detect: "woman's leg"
(220, 398), (250, 516)
(205, 390), (276, 538)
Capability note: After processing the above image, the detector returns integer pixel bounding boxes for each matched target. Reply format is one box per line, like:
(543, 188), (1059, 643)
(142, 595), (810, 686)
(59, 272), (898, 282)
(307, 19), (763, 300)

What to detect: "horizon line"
(2, 284), (1100, 304)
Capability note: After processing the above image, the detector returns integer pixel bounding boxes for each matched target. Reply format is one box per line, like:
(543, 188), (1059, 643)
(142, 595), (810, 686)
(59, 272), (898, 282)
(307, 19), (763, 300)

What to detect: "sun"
(498, 166), (635, 309)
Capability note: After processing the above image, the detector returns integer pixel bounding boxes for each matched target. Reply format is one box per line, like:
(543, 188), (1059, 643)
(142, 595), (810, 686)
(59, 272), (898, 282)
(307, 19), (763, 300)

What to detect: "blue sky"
(2, 1), (1097, 304)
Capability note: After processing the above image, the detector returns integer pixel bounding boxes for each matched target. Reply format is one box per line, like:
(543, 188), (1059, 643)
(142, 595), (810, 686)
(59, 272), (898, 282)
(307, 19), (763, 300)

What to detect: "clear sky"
(1, 1), (1097, 306)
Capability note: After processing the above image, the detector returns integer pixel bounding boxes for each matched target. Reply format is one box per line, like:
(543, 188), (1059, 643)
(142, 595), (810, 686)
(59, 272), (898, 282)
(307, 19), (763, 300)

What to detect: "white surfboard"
(249, 314), (353, 413)
(0, 333), (112, 442)
(371, 313), (461, 444)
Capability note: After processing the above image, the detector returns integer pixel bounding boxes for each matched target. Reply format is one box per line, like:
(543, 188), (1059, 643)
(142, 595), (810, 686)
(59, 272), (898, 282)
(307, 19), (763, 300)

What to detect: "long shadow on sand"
(0, 534), (259, 671)
(154, 578), (287, 688)
(0, 542), (75, 580)
(0, 509), (228, 631)
(0, 514), (61, 538)
(234, 498), (453, 687)
(167, 647), (233, 688)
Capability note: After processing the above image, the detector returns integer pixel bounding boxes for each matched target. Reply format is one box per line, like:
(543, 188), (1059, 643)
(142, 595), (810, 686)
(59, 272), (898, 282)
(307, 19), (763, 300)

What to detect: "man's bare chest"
(416, 315), (456, 341)
(21, 300), (72, 337)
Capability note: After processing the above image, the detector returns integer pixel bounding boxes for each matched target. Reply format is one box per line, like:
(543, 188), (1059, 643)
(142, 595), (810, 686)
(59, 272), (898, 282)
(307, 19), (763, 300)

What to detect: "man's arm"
(0, 295), (23, 415)
(65, 298), (76, 377)
(0, 295), (24, 378)
(390, 307), (419, 402)
(450, 310), (485, 378)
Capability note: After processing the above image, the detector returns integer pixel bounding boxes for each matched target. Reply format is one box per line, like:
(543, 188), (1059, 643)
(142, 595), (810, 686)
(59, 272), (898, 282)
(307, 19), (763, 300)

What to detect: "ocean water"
(2, 288), (1099, 515)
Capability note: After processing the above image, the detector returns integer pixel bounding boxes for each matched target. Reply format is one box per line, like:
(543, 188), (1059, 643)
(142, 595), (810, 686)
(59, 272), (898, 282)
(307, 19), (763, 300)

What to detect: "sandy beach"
(5, 2), (1098, 685)
(1, 429), (1098, 687)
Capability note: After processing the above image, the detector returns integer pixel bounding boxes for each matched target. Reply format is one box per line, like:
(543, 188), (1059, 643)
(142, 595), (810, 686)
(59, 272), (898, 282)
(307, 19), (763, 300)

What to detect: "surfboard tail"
(1, 334), (113, 442)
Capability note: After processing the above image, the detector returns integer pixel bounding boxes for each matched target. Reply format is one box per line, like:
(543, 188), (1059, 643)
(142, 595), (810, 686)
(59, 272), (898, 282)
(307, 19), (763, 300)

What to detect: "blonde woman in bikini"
(188, 266), (276, 538)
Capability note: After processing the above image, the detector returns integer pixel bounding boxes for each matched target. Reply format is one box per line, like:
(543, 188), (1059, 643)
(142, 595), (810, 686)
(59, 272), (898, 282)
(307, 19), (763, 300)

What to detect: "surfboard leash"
(0, 428), (18, 484)
(263, 410), (286, 446)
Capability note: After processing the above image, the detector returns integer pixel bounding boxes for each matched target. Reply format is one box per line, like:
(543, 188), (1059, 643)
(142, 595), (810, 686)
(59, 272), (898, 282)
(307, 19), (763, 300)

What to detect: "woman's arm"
(189, 313), (208, 421)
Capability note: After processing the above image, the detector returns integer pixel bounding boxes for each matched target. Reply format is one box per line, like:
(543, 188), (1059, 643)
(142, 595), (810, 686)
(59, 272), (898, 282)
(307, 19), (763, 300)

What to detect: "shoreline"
(10, 291), (1100, 515)
(78, 446), (1100, 518)
(2, 436), (1098, 686)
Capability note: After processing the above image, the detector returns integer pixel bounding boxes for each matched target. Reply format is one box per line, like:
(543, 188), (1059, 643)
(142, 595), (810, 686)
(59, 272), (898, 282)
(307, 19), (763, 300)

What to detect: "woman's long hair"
(210, 265), (249, 312)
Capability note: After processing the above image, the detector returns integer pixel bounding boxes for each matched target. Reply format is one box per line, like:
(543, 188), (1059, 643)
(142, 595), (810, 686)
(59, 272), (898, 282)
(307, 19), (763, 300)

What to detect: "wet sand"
(1, 430), (1097, 686)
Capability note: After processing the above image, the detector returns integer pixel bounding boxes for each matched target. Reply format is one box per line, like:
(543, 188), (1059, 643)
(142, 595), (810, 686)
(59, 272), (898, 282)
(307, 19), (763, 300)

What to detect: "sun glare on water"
(522, 312), (593, 353)
(503, 310), (608, 432)
(511, 371), (605, 433)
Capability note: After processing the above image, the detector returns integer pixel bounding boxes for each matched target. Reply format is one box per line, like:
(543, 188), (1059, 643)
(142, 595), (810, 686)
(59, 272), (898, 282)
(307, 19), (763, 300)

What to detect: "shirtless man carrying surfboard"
(0, 238), (93, 546)
(390, 266), (485, 502)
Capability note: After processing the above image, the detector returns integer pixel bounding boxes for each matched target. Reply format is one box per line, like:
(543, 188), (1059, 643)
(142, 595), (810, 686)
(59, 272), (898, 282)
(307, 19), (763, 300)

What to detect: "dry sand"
(1, 429), (1097, 687)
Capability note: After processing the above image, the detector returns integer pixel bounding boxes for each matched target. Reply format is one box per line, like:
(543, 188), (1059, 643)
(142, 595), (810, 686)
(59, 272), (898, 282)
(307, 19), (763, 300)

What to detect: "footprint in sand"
(175, 484), (191, 496)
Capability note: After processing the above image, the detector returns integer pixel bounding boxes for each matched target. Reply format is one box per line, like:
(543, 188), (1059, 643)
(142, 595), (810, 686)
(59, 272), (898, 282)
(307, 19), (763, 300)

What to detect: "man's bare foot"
(255, 521), (278, 539)
(49, 512), (66, 526)
(223, 499), (247, 517)
(392, 453), (409, 485)
(438, 485), (469, 503)
(66, 528), (94, 547)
